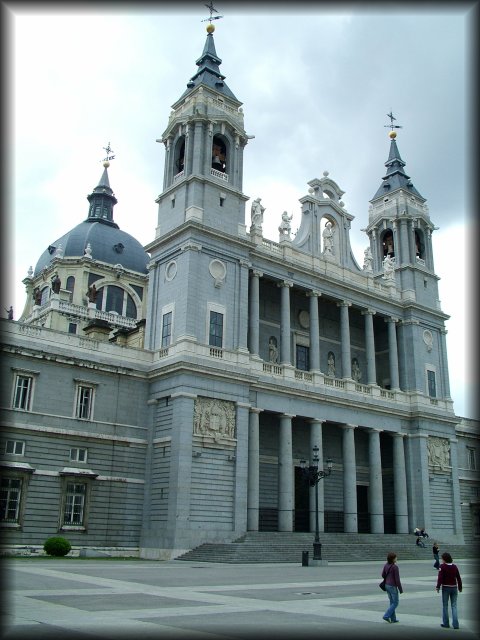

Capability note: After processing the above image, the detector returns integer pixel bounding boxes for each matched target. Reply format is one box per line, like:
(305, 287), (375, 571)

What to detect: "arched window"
(211, 135), (227, 173)
(382, 230), (395, 257)
(174, 137), (185, 175)
(414, 230), (425, 259)
(66, 276), (75, 293)
(95, 285), (137, 319)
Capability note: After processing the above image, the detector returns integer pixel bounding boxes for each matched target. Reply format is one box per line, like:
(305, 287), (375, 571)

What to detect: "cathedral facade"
(1, 24), (478, 558)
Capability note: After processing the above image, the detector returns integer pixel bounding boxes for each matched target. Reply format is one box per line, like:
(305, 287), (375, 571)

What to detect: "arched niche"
(320, 215), (339, 257)
(174, 136), (186, 175)
(414, 229), (425, 259)
(211, 135), (228, 173)
(381, 229), (395, 258)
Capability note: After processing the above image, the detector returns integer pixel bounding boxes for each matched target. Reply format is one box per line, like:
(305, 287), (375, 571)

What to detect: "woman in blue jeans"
(381, 552), (403, 623)
(436, 552), (463, 629)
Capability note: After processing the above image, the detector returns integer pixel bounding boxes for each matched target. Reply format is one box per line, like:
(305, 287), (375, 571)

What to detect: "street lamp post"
(300, 447), (333, 561)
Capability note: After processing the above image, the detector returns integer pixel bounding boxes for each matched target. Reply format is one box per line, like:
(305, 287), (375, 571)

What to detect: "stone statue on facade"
(382, 254), (395, 281)
(84, 243), (93, 258)
(268, 337), (278, 363)
(363, 246), (373, 271)
(322, 220), (334, 255)
(87, 284), (97, 303)
(250, 197), (264, 230)
(51, 274), (61, 294)
(351, 358), (362, 382)
(327, 352), (336, 377)
(278, 211), (293, 239)
(33, 287), (42, 306)
(5, 306), (13, 320)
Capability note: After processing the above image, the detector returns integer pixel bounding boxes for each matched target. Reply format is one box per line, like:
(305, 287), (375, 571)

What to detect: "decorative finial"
(202, 1), (223, 31)
(384, 111), (402, 138)
(101, 142), (115, 167)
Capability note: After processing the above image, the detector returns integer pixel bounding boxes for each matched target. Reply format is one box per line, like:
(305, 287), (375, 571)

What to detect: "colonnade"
(247, 411), (409, 535)
(248, 271), (400, 389)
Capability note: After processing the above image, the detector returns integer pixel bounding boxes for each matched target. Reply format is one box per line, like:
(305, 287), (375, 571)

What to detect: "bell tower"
(365, 122), (438, 305)
(154, 22), (251, 239)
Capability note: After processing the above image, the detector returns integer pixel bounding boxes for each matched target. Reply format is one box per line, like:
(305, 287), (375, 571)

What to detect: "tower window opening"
(211, 136), (227, 173)
(382, 230), (395, 258)
(175, 139), (185, 174)
(414, 230), (425, 259)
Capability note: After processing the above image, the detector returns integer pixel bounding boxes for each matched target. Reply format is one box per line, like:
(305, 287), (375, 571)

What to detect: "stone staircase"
(175, 532), (479, 564)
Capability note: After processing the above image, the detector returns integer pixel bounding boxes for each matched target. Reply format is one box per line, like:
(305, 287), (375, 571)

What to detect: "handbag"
(379, 564), (392, 591)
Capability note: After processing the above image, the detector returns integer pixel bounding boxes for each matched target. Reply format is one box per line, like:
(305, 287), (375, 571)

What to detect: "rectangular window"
(75, 385), (94, 420)
(13, 375), (33, 411)
(64, 482), (86, 525)
(70, 447), (88, 463)
(427, 370), (436, 397)
(5, 440), (25, 456)
(0, 477), (22, 523)
(468, 448), (476, 471)
(68, 323), (77, 334)
(209, 311), (224, 348)
(161, 311), (173, 348)
(296, 345), (310, 371)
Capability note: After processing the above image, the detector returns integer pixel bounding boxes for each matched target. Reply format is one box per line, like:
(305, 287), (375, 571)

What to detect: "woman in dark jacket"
(436, 552), (462, 629)
(381, 552), (404, 623)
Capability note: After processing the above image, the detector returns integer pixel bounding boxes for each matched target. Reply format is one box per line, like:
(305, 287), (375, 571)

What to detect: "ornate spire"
(176, 17), (239, 104)
(371, 124), (424, 202)
(86, 145), (119, 227)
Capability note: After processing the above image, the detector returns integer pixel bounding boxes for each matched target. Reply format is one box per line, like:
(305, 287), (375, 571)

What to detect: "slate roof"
(175, 31), (240, 105)
(371, 137), (425, 202)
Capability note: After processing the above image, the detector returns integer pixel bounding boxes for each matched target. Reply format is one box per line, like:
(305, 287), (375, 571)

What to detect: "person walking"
(436, 551), (462, 629)
(381, 552), (403, 623)
(433, 542), (440, 570)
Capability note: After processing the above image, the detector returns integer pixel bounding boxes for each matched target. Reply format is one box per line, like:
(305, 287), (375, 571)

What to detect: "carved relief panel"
(193, 397), (236, 448)
(427, 436), (451, 471)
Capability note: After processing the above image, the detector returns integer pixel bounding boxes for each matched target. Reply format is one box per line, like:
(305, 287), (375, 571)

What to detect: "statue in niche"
(327, 352), (336, 377)
(250, 197), (264, 229)
(351, 358), (362, 382)
(268, 336), (278, 363)
(382, 254), (395, 281)
(51, 274), (61, 294)
(194, 397), (236, 442)
(278, 211), (293, 239)
(427, 437), (450, 471)
(363, 247), (373, 271)
(322, 220), (334, 255)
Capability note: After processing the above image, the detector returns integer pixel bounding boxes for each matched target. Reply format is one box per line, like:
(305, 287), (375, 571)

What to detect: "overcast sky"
(3, 2), (476, 419)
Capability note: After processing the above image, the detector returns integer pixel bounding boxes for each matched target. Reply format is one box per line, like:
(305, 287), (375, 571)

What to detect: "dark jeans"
(442, 586), (459, 628)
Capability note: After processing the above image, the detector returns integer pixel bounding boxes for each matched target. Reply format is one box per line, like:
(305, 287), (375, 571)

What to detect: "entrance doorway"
(357, 485), (369, 533)
(294, 467), (310, 532)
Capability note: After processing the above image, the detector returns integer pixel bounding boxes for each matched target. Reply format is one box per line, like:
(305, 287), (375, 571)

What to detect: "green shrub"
(43, 536), (72, 557)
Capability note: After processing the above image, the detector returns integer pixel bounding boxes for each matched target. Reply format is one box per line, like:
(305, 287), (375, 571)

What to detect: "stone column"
(392, 433), (409, 533)
(278, 413), (294, 531)
(385, 317), (400, 390)
(248, 270), (262, 357)
(399, 217), (410, 265)
(439, 329), (452, 399)
(341, 424), (357, 532)
(368, 428), (384, 533)
(308, 291), (321, 372)
(247, 408), (262, 531)
(279, 281), (292, 365)
(362, 309), (377, 385)
(338, 301), (352, 379)
(309, 419), (325, 533)
(193, 120), (205, 174)
(238, 260), (250, 352)
(185, 122), (194, 175)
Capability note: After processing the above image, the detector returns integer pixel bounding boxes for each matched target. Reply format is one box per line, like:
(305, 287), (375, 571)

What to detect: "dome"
(34, 220), (150, 276)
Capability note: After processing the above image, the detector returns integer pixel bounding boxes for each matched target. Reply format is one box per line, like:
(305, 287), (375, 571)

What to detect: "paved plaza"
(1, 557), (479, 640)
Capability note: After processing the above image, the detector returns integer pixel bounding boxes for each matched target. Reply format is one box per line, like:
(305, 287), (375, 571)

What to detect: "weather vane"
(384, 111), (403, 131)
(101, 142), (115, 164)
(201, 1), (223, 23)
